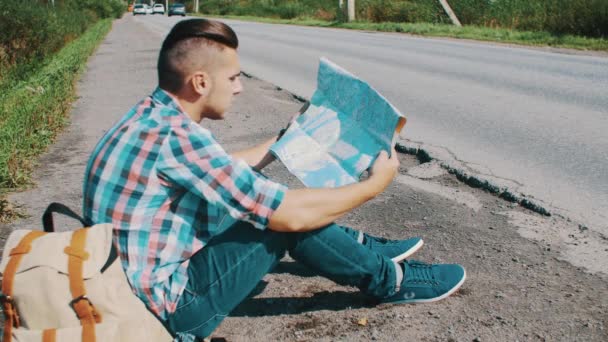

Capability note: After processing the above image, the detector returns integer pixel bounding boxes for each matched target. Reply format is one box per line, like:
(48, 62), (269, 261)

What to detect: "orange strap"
(1, 231), (46, 342)
(42, 329), (56, 342)
(65, 228), (101, 342)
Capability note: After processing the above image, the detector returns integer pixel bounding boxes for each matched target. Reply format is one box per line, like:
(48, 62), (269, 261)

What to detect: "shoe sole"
(390, 239), (424, 263)
(383, 267), (467, 305)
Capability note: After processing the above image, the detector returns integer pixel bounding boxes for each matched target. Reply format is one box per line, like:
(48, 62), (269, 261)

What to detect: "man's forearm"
(269, 148), (400, 233)
(268, 177), (385, 232)
(231, 136), (277, 169)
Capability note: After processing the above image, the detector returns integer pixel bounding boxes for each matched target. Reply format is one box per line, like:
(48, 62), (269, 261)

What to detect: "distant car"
(146, 4), (153, 14)
(133, 4), (147, 15)
(152, 3), (165, 15)
(168, 3), (186, 17)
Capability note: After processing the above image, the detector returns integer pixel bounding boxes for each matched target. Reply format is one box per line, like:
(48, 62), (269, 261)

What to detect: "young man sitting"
(82, 18), (465, 340)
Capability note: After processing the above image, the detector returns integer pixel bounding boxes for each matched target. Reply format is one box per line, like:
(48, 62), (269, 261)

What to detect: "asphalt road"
(137, 16), (608, 233)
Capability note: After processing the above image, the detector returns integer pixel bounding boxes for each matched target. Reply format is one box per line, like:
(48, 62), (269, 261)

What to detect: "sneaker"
(362, 234), (424, 262)
(382, 260), (466, 304)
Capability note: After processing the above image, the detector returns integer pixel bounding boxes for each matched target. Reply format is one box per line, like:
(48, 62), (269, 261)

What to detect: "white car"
(133, 4), (147, 15)
(152, 4), (165, 15)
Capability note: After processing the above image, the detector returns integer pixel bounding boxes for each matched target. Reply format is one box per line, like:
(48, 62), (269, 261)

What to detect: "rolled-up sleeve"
(156, 124), (286, 229)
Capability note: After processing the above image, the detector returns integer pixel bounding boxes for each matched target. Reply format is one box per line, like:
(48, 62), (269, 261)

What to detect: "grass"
(198, 14), (608, 52)
(0, 19), (113, 221)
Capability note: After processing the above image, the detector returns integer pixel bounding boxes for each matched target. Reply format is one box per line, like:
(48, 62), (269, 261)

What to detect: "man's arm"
(232, 110), (300, 170)
(268, 148), (400, 232)
(231, 136), (277, 170)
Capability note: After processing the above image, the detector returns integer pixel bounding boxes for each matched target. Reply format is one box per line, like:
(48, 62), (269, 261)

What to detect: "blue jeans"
(165, 221), (398, 339)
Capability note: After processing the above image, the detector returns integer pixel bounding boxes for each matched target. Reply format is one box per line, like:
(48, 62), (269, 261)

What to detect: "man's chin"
(201, 111), (226, 121)
(208, 114), (225, 121)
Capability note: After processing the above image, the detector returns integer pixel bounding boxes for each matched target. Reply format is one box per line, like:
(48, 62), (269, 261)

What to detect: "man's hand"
(367, 147), (400, 195)
(268, 147), (400, 233)
(278, 102), (309, 141)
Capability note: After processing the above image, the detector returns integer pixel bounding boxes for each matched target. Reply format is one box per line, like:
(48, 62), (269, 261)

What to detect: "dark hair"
(158, 19), (238, 92)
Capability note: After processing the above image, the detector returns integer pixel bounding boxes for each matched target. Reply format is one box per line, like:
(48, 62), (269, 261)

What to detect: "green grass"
(199, 14), (608, 51)
(0, 19), (113, 195)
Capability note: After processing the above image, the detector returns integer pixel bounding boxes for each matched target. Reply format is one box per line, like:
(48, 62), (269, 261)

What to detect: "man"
(83, 19), (465, 340)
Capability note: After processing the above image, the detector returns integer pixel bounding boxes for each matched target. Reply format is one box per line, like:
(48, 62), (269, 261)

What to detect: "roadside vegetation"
(195, 0), (608, 51)
(0, 0), (123, 221)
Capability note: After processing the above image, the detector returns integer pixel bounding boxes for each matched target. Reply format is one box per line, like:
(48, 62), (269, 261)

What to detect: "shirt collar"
(151, 87), (187, 114)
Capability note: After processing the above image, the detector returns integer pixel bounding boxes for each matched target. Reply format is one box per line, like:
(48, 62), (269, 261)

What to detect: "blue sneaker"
(362, 234), (424, 262)
(382, 260), (466, 304)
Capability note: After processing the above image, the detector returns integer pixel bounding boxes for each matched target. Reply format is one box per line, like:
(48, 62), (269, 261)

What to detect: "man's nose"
(233, 78), (243, 94)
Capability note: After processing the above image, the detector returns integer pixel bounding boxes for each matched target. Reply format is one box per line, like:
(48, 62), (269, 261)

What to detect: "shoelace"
(406, 261), (437, 285)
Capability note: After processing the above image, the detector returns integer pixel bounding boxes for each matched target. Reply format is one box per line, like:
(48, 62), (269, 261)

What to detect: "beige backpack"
(0, 203), (173, 342)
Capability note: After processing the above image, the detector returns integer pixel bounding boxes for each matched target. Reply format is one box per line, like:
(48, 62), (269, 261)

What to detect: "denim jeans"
(165, 221), (398, 339)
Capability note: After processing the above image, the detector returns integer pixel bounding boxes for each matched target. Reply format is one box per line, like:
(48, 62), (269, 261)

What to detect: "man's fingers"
(390, 147), (398, 159)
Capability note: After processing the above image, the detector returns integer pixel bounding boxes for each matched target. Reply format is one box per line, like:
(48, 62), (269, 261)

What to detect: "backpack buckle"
(69, 295), (102, 323)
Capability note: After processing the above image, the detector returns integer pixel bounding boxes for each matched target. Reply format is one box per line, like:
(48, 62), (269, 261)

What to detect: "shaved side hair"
(158, 19), (238, 92)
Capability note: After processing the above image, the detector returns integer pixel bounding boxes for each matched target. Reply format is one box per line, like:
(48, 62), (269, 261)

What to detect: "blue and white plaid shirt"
(83, 88), (286, 318)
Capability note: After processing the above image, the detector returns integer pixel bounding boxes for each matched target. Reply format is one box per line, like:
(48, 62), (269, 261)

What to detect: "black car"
(168, 3), (186, 16)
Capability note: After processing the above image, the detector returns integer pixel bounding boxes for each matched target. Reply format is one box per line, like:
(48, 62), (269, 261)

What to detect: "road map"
(270, 58), (407, 188)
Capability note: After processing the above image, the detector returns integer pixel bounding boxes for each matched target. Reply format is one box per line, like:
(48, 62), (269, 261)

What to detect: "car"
(168, 3), (186, 17)
(152, 3), (165, 15)
(133, 4), (147, 15)
(146, 4), (153, 14)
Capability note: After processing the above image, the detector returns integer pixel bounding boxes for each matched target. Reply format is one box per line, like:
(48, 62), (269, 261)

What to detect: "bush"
(276, 3), (306, 19)
(195, 0), (607, 37)
(449, 0), (608, 38)
(0, 0), (124, 83)
(446, 0), (490, 25)
(0, 19), (113, 190)
(201, 0), (336, 20)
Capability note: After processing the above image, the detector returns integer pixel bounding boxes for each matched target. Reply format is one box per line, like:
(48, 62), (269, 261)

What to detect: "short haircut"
(158, 19), (239, 92)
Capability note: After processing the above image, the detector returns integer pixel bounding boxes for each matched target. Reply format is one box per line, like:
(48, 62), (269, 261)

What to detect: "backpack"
(0, 203), (173, 342)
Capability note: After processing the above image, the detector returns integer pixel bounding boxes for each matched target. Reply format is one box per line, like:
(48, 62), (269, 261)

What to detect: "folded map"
(270, 58), (406, 188)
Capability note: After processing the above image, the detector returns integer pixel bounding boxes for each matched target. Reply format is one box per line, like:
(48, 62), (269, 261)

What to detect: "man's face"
(202, 47), (242, 120)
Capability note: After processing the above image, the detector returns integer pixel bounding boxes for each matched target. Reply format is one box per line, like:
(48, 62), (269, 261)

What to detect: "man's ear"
(190, 71), (211, 96)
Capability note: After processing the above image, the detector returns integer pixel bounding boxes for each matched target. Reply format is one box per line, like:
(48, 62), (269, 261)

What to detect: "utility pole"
(438, 0), (461, 27)
(195, 0), (199, 13)
(347, 0), (355, 22)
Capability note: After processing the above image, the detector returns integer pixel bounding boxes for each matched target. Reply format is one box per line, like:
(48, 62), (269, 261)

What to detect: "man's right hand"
(368, 147), (400, 194)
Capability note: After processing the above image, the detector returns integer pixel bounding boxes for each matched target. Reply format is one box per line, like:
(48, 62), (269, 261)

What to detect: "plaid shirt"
(82, 87), (286, 319)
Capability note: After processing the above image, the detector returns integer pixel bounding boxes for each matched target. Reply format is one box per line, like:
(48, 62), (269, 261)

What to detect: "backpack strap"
(1, 231), (47, 342)
(42, 329), (57, 342)
(43, 202), (90, 233)
(65, 228), (102, 342)
(42, 202), (117, 274)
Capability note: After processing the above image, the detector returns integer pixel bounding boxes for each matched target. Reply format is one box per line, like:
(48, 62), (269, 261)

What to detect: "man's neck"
(163, 88), (203, 123)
